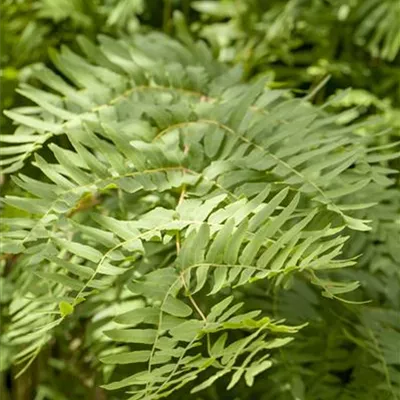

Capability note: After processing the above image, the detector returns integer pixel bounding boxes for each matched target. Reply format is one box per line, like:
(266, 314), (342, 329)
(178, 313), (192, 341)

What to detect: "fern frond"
(2, 31), (399, 398)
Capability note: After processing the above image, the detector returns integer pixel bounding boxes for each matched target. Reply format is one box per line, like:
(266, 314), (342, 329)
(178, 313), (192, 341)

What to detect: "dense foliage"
(1, 1), (399, 400)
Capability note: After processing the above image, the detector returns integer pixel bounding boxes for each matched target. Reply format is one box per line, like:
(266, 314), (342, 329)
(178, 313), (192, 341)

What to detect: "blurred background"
(2, 0), (400, 132)
(1, 1), (399, 399)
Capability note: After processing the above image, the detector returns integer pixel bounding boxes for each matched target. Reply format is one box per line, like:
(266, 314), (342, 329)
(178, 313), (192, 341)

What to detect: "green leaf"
(224, 219), (248, 265)
(36, 272), (84, 291)
(162, 296), (193, 318)
(206, 218), (235, 264)
(248, 188), (289, 232)
(208, 296), (234, 322)
(177, 223), (210, 270)
(3, 110), (62, 133)
(53, 238), (102, 263)
(210, 333), (228, 357)
(104, 329), (158, 344)
(49, 257), (93, 278)
(190, 370), (230, 393)
(241, 192), (300, 266)
(58, 301), (74, 317)
(128, 268), (179, 301)
(100, 350), (151, 365)
(227, 368), (244, 390)
(114, 307), (159, 326)
(244, 360), (273, 387)
(170, 320), (204, 342)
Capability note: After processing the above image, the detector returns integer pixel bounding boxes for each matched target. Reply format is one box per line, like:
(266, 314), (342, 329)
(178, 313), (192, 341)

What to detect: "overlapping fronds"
(1, 31), (399, 399)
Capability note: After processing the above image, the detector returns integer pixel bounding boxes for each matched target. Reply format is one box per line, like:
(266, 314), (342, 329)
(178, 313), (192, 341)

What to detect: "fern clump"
(1, 27), (399, 400)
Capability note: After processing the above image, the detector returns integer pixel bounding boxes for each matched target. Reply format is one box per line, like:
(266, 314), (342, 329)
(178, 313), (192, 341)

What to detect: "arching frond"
(1, 31), (399, 399)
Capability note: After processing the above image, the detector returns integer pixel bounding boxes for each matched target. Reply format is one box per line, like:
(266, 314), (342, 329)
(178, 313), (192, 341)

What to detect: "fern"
(1, 30), (399, 399)
(353, 0), (400, 61)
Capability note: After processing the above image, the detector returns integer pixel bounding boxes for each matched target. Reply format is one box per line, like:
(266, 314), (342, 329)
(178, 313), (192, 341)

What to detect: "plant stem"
(163, 0), (172, 34)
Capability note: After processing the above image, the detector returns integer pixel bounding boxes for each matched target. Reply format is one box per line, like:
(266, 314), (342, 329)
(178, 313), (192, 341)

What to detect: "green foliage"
(0, 0), (144, 130)
(0, 1), (399, 400)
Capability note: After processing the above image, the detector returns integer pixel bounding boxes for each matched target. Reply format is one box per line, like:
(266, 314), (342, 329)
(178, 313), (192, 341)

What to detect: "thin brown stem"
(175, 183), (206, 322)
(180, 272), (207, 322)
